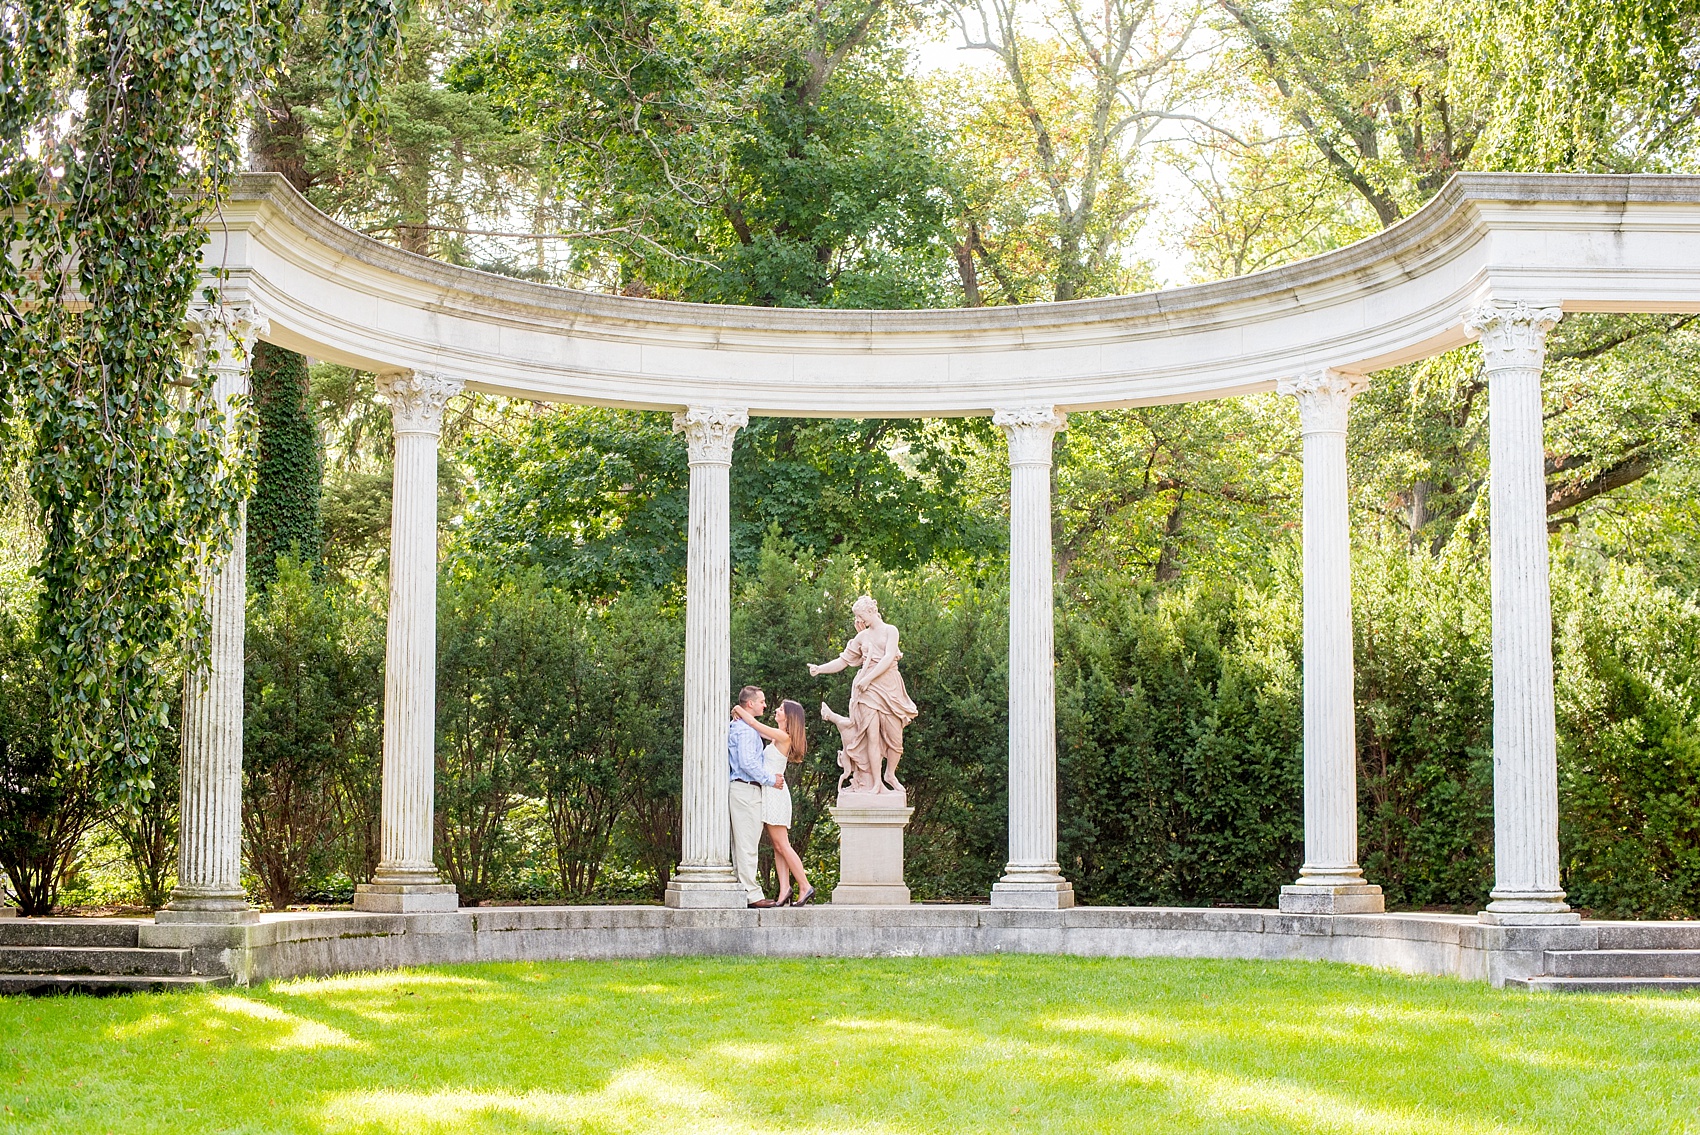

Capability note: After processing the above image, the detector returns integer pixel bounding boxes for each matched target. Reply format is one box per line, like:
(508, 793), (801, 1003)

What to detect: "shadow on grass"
(3, 957), (1698, 1133)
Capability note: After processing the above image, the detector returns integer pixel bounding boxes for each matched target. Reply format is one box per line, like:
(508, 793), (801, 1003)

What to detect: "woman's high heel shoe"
(775, 889), (793, 907)
(793, 886), (816, 906)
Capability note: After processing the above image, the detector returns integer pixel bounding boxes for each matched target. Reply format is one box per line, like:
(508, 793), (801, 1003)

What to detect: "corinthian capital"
(994, 406), (1067, 467)
(378, 371), (465, 436)
(1462, 300), (1563, 371)
(1276, 369), (1369, 435)
(185, 301), (269, 379)
(672, 406), (748, 465)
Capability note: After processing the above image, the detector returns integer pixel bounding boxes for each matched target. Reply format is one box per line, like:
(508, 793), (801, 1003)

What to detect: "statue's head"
(852, 595), (881, 627)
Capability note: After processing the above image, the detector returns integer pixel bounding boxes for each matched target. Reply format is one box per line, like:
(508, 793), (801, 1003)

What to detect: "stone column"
(162, 303), (266, 924)
(1464, 300), (1579, 925)
(1276, 370), (1384, 915)
(353, 371), (464, 914)
(991, 407), (1075, 909)
(664, 406), (751, 909)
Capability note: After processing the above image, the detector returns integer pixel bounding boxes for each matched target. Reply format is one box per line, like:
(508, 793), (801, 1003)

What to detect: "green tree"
(941, 0), (1208, 302)
(456, 407), (994, 596)
(457, 0), (956, 305)
(244, 557), (385, 907)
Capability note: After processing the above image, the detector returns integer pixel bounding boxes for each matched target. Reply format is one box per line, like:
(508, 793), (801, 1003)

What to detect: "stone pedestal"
(830, 791), (913, 906)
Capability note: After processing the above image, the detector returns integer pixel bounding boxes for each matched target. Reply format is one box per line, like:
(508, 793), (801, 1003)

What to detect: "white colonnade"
(172, 167), (1646, 918)
(162, 304), (266, 924)
(991, 408), (1075, 909)
(158, 318), (1579, 917)
(665, 406), (752, 908)
(1275, 370), (1383, 915)
(1466, 300), (1577, 925)
(352, 372), (464, 913)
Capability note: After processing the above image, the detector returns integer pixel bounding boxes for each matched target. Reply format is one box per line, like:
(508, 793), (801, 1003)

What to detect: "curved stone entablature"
(207, 173), (1700, 417)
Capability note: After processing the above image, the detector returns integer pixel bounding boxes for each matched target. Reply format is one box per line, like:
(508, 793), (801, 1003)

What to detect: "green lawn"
(1, 956), (1696, 1133)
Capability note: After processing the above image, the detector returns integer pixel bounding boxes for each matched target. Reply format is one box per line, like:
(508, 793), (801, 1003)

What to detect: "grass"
(1, 956), (1697, 1133)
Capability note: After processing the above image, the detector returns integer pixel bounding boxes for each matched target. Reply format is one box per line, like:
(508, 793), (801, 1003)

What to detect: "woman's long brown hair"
(780, 699), (808, 763)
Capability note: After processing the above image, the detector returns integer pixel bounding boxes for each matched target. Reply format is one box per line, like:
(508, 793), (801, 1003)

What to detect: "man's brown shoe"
(748, 899), (779, 908)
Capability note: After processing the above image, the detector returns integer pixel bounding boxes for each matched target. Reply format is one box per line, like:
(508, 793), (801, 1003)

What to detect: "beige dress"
(838, 630), (919, 788)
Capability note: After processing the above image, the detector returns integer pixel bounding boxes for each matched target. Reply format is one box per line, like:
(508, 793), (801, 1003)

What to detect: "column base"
(1279, 883), (1384, 915)
(991, 871), (1075, 910)
(161, 888), (258, 923)
(663, 866), (748, 909)
(1479, 893), (1579, 925)
(353, 883), (460, 913)
(0, 907), (16, 919)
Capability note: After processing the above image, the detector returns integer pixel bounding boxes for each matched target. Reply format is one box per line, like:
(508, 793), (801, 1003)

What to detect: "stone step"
(1545, 949), (1700, 978)
(1512, 975), (1700, 994)
(0, 973), (228, 997)
(0, 919), (144, 949)
(0, 945), (192, 977)
(1591, 922), (1700, 951)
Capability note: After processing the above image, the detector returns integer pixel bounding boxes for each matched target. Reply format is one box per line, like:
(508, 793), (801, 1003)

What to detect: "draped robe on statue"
(836, 632), (919, 791)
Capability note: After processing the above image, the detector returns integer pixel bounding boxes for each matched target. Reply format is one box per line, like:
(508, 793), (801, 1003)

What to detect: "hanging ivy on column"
(0, 0), (405, 803)
(249, 343), (324, 588)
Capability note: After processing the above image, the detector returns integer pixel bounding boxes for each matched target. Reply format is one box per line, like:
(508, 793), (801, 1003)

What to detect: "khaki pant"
(729, 780), (765, 903)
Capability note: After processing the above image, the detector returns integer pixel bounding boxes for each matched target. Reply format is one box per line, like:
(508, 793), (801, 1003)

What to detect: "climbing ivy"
(248, 344), (324, 588)
(0, 0), (404, 802)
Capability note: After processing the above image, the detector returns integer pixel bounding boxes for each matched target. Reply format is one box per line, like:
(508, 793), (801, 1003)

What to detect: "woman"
(732, 698), (815, 905)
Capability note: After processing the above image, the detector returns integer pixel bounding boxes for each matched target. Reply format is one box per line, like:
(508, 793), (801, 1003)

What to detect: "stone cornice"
(378, 371), (464, 436)
(672, 406), (748, 465)
(1276, 370), (1370, 435)
(204, 173), (1700, 415)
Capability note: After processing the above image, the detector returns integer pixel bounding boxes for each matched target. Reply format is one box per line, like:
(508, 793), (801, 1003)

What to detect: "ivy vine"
(249, 344), (324, 588)
(0, 0), (404, 802)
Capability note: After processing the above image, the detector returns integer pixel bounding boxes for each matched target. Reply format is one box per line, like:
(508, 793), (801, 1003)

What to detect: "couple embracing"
(728, 687), (815, 908)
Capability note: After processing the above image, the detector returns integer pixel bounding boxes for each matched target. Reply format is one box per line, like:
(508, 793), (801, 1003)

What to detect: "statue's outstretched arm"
(809, 656), (850, 677)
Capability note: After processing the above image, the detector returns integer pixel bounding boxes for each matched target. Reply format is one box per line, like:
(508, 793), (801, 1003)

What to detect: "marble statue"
(810, 595), (918, 795)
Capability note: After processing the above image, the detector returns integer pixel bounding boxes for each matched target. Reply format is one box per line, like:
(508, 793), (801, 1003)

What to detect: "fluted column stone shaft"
(990, 407), (1074, 909)
(664, 406), (750, 909)
(353, 371), (463, 913)
(1465, 300), (1577, 924)
(166, 304), (265, 921)
(1276, 370), (1383, 915)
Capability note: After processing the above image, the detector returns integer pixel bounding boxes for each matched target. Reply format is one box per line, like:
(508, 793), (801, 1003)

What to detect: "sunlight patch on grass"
(326, 1067), (770, 1135)
(1044, 1012), (1178, 1041)
(107, 1013), (175, 1041)
(826, 1017), (959, 1040)
(1099, 1057), (1536, 1135)
(208, 996), (364, 1050)
(270, 970), (495, 997)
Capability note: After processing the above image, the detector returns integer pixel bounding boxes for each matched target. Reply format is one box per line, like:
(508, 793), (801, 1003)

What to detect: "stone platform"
(91, 906), (1696, 991)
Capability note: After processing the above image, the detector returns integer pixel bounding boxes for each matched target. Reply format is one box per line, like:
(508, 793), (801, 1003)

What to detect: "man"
(729, 685), (783, 908)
